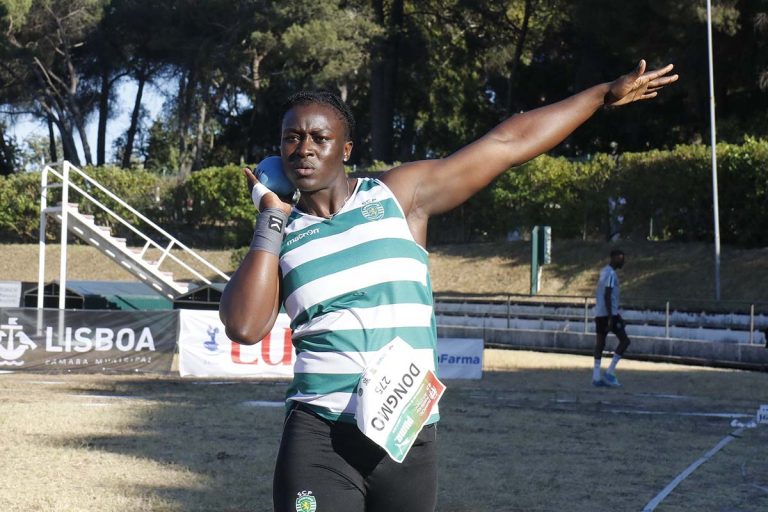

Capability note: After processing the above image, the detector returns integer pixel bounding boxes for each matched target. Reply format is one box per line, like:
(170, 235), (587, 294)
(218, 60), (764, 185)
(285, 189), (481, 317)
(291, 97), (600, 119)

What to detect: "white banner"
(178, 310), (294, 378)
(435, 338), (484, 379)
(0, 281), (22, 308)
(178, 311), (483, 380)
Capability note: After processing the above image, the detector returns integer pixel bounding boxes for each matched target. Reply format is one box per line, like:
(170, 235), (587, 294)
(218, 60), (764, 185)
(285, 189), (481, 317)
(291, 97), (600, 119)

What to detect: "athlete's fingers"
(643, 63), (675, 81)
(243, 167), (258, 187)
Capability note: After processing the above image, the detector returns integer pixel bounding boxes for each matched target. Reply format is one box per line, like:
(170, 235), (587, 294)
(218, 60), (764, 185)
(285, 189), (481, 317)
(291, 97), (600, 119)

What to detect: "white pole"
(37, 166), (49, 309)
(706, 0), (722, 301)
(59, 161), (70, 309)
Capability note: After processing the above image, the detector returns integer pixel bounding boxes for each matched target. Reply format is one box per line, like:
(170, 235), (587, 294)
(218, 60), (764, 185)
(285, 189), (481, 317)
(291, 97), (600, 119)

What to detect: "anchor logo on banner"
(0, 318), (38, 366)
(203, 325), (220, 352)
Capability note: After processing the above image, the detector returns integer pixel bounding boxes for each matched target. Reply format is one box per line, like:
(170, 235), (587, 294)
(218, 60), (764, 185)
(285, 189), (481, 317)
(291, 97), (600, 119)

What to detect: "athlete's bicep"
(219, 252), (282, 344)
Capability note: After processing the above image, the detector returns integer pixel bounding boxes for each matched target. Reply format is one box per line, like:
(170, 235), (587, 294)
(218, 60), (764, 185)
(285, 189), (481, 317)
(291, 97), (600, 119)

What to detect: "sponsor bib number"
(355, 337), (445, 463)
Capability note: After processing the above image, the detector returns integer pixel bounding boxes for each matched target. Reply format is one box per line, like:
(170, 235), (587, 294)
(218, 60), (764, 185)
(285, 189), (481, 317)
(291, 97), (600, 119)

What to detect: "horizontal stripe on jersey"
(295, 347), (436, 376)
(282, 237), (427, 294)
(292, 303), (434, 339)
(284, 257), (429, 321)
(281, 200), (412, 262)
(290, 281), (432, 331)
(295, 327), (436, 355)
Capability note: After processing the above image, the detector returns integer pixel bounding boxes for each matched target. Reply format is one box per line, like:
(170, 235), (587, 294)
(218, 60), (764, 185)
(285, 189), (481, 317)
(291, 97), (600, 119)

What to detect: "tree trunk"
(57, 116), (80, 166)
(370, 0), (403, 163)
(191, 99), (207, 171)
(122, 72), (146, 169)
(96, 69), (110, 166)
(246, 52), (267, 162)
(250, 52), (264, 92)
(505, 0), (533, 114)
(0, 124), (13, 175)
(47, 115), (58, 163)
(69, 97), (93, 166)
(76, 123), (93, 166)
(178, 71), (196, 178)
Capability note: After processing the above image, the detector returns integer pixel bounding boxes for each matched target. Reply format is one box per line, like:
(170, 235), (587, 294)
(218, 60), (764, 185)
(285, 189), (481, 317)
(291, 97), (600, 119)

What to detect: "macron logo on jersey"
(286, 227), (321, 247)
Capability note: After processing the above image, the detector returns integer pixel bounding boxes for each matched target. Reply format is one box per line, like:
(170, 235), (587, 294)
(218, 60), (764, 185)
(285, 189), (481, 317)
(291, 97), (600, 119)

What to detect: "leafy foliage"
(3, 140), (768, 247)
(0, 170), (41, 240)
(429, 139), (768, 247)
(175, 164), (255, 246)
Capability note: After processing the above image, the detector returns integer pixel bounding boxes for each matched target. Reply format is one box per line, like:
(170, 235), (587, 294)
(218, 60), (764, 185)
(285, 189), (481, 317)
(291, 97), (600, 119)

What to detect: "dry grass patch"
(1, 351), (766, 511)
(4, 240), (768, 303)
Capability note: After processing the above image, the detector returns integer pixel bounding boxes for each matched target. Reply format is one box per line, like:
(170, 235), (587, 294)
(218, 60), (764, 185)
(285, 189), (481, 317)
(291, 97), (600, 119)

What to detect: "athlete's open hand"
(605, 60), (678, 107)
(243, 167), (293, 215)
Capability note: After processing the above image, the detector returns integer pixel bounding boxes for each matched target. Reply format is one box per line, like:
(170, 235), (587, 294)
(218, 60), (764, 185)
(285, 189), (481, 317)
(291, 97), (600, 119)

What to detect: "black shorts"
(595, 315), (628, 337)
(273, 404), (438, 512)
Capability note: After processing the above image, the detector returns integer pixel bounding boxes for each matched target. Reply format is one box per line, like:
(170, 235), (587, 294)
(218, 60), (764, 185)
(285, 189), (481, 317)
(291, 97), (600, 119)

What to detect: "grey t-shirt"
(595, 265), (620, 317)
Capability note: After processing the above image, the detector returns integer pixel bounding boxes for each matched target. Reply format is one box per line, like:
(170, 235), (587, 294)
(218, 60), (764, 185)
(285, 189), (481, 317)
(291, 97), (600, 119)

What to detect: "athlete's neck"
(297, 178), (356, 218)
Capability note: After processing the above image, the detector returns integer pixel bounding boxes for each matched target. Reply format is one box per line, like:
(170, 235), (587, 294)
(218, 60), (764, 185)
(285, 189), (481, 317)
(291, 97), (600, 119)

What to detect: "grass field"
(1, 350), (766, 512)
(2, 241), (767, 510)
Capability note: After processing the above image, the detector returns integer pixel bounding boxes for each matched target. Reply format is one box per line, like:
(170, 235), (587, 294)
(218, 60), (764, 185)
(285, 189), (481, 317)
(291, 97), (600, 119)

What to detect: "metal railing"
(38, 161), (230, 308)
(434, 292), (768, 344)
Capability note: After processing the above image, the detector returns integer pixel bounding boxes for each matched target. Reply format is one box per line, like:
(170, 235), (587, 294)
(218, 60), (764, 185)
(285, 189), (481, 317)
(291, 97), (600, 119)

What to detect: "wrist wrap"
(249, 208), (287, 256)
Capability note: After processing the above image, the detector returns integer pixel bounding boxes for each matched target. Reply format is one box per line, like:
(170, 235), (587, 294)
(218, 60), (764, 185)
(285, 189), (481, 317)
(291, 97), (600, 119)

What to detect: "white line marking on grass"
(240, 400), (284, 408)
(642, 427), (745, 511)
(607, 409), (753, 419)
(634, 393), (691, 400)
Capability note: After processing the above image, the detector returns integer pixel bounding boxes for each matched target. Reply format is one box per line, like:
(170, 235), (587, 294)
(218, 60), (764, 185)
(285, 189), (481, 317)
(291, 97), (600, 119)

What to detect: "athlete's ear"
(343, 141), (353, 162)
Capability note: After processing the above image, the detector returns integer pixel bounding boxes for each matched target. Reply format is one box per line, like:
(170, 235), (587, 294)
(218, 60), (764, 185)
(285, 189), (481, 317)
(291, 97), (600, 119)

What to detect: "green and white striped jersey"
(279, 178), (438, 424)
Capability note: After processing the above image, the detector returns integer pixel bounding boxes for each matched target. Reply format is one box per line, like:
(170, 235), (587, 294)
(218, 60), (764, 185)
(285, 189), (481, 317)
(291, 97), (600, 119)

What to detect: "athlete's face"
(612, 254), (625, 269)
(280, 103), (353, 193)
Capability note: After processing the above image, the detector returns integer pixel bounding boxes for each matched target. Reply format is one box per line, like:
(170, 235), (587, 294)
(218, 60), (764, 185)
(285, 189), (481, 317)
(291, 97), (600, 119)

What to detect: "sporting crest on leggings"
(295, 490), (317, 512)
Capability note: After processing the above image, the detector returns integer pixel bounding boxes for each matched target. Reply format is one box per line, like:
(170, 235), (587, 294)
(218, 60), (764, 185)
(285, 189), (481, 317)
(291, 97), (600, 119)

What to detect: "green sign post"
(530, 225), (551, 295)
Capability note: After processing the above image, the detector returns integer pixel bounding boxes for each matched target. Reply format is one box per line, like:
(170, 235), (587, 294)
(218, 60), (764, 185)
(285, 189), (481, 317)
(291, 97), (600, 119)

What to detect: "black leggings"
(273, 404), (438, 512)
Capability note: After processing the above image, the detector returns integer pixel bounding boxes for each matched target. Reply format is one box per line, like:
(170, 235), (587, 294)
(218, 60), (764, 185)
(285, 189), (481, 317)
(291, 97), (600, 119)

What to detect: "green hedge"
(73, 166), (170, 238)
(0, 164), (257, 247)
(0, 171), (41, 242)
(174, 164), (255, 247)
(430, 138), (768, 246)
(615, 138), (768, 245)
(2, 140), (767, 248)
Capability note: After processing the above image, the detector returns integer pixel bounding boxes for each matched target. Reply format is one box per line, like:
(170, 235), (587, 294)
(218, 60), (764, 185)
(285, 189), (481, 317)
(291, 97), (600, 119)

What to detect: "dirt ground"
(1, 350), (766, 512)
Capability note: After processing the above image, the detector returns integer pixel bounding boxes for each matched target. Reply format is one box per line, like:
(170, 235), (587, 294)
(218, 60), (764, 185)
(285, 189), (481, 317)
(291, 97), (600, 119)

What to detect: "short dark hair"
(282, 91), (355, 142)
(610, 249), (625, 259)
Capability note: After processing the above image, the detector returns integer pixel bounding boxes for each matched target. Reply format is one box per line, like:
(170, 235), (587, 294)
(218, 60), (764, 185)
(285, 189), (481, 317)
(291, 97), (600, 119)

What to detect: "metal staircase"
(38, 161), (230, 308)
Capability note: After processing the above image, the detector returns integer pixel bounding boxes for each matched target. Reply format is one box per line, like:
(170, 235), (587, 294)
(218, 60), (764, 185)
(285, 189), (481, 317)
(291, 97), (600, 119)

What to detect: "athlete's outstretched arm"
(384, 60), (678, 228)
(219, 170), (291, 345)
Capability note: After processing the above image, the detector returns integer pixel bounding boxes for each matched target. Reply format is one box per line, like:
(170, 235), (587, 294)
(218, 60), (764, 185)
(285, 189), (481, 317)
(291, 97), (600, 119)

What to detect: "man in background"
(592, 249), (631, 387)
